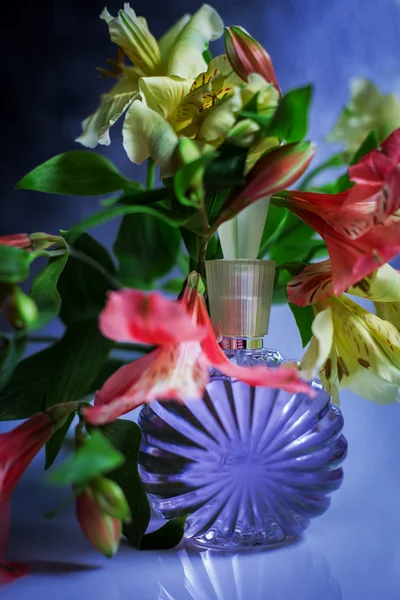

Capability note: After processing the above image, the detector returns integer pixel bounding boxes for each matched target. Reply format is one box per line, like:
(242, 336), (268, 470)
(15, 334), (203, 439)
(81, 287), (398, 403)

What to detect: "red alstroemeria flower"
(287, 259), (333, 307)
(84, 276), (311, 426)
(280, 188), (400, 296)
(344, 128), (400, 235)
(0, 234), (31, 250)
(0, 403), (77, 584)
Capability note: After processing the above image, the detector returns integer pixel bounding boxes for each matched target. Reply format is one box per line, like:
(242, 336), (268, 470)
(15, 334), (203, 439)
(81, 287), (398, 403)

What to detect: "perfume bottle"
(138, 259), (347, 550)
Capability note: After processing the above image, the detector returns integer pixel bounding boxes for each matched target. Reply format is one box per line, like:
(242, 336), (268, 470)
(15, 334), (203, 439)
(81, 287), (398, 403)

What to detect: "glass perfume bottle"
(138, 259), (347, 550)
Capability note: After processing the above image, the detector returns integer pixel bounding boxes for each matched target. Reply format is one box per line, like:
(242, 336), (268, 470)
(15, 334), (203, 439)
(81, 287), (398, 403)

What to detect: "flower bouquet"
(1, 2), (400, 582)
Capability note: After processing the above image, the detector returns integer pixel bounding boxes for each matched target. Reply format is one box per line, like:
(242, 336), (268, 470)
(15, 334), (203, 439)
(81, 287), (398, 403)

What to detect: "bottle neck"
(221, 336), (265, 350)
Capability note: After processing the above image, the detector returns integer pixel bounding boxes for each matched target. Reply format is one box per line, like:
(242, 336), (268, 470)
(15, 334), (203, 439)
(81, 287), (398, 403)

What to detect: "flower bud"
(0, 234), (31, 249)
(7, 286), (38, 329)
(76, 485), (122, 558)
(227, 118), (260, 147)
(29, 232), (66, 251)
(224, 26), (281, 93)
(216, 141), (316, 226)
(91, 477), (130, 521)
(172, 138), (208, 206)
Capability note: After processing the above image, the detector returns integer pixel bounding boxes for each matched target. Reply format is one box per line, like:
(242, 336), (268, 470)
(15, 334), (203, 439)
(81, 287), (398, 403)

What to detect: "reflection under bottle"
(157, 544), (342, 600)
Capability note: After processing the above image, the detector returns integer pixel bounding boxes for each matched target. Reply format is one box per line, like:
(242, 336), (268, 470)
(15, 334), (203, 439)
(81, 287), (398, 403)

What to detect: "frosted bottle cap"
(205, 259), (276, 338)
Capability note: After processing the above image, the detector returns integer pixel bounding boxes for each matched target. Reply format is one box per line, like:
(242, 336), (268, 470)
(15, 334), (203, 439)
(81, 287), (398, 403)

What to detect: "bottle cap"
(205, 259), (276, 338)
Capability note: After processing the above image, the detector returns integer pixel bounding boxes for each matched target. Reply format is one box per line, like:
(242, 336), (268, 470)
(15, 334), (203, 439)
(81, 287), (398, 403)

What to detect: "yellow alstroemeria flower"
(76, 3), (224, 149)
(122, 55), (279, 174)
(288, 260), (400, 405)
(348, 263), (400, 333)
(328, 78), (400, 155)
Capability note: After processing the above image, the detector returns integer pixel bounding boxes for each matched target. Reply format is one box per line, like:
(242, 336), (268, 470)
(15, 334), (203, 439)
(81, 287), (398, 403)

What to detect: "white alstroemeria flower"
(288, 260), (400, 405)
(348, 263), (400, 333)
(76, 4), (224, 151)
(328, 78), (400, 154)
(122, 56), (279, 175)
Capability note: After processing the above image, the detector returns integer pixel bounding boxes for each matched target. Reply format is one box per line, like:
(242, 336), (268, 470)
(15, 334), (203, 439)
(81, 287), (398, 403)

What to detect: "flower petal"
(375, 301), (400, 332)
(0, 498), (10, 560)
(197, 294), (313, 395)
(0, 558), (29, 585)
(217, 142), (316, 226)
(139, 76), (192, 119)
(348, 151), (393, 185)
(299, 308), (334, 381)
(330, 296), (400, 403)
(282, 197), (400, 296)
(167, 4), (224, 79)
(287, 260), (333, 306)
(122, 100), (179, 175)
(95, 352), (156, 406)
(197, 87), (243, 144)
(348, 263), (400, 302)
(99, 289), (206, 346)
(0, 234), (31, 249)
(86, 343), (209, 425)
(380, 127), (400, 163)
(101, 5), (162, 75)
(158, 14), (191, 61)
(76, 77), (139, 148)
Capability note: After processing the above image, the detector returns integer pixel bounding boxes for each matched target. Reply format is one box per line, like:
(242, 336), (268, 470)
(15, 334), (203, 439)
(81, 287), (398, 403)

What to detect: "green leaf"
(68, 203), (189, 243)
(204, 144), (248, 192)
(278, 267), (314, 347)
(205, 190), (230, 225)
(261, 209), (317, 263)
(0, 343), (118, 422)
(267, 85), (313, 143)
(98, 419), (151, 549)
(299, 152), (346, 191)
(238, 110), (274, 129)
(174, 153), (215, 207)
(288, 302), (314, 347)
(161, 278), (185, 294)
(349, 130), (379, 165)
(48, 430), (125, 486)
(141, 516), (187, 550)
(0, 245), (32, 284)
(58, 234), (116, 325)
(29, 253), (69, 329)
(90, 358), (126, 392)
(258, 206), (289, 257)
(180, 228), (201, 263)
(113, 213), (181, 288)
(45, 319), (113, 467)
(16, 151), (139, 196)
(0, 333), (27, 393)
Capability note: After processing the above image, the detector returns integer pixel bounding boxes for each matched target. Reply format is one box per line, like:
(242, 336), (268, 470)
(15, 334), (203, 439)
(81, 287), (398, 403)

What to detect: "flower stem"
(197, 236), (209, 278)
(68, 247), (120, 290)
(146, 158), (156, 189)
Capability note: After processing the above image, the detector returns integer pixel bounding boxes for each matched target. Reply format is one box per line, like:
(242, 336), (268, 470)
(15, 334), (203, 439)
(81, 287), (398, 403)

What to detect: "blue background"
(1, 0), (400, 598)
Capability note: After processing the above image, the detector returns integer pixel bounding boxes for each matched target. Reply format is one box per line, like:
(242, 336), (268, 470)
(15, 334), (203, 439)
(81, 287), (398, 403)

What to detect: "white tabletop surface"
(2, 305), (400, 599)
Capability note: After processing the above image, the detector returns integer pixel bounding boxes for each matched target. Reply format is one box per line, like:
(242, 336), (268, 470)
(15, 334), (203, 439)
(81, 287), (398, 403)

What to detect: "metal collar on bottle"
(221, 337), (264, 350)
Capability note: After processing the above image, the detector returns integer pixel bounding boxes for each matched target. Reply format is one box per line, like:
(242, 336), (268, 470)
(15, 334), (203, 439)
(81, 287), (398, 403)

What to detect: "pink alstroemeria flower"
(224, 26), (281, 93)
(0, 403), (77, 584)
(84, 276), (311, 426)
